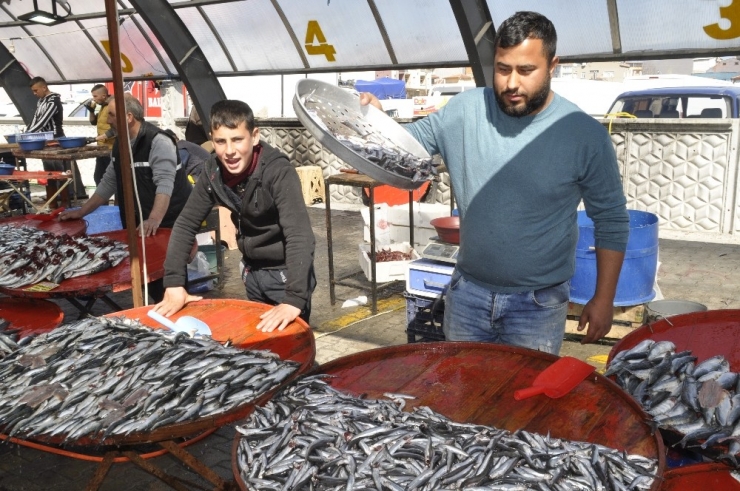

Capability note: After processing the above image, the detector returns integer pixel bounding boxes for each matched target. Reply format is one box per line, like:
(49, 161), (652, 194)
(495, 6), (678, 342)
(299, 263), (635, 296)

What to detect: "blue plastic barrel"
(570, 210), (658, 306)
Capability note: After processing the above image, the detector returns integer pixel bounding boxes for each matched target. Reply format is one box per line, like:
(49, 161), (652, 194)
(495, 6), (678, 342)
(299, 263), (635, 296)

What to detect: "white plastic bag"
(187, 251), (213, 293)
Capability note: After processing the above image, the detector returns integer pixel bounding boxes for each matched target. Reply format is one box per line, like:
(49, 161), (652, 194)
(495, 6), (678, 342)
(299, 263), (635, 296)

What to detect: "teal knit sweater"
(405, 88), (629, 292)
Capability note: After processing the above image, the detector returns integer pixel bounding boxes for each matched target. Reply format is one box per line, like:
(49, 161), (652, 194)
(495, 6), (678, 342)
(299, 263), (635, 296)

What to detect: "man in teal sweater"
(362, 11), (629, 353)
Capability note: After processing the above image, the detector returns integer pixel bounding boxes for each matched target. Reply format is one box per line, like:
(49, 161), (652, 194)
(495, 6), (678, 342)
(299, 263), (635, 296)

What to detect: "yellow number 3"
(305, 20), (336, 62)
(704, 0), (740, 40)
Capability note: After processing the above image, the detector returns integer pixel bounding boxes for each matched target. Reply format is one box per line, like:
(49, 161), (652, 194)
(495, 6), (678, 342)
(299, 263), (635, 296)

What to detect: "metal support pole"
(325, 181), (336, 306)
(369, 187), (377, 315)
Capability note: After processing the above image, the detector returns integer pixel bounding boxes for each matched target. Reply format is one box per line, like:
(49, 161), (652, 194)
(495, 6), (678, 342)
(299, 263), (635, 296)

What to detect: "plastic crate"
(19, 131), (53, 141)
(404, 292), (445, 343)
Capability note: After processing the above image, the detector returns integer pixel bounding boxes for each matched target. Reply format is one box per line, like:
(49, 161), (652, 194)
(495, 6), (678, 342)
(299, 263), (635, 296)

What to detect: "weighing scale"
(419, 238), (459, 264)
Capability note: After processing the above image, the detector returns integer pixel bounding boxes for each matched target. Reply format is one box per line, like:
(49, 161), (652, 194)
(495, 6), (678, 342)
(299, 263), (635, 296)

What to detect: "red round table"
(0, 297), (63, 337)
(0, 299), (316, 491)
(0, 229), (171, 317)
(0, 214), (86, 236)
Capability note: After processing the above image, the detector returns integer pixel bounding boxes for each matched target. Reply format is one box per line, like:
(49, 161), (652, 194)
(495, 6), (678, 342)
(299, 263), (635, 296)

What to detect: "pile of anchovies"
(301, 92), (436, 182)
(236, 375), (658, 490)
(0, 317), (299, 443)
(0, 225), (128, 288)
(606, 340), (740, 464)
(0, 318), (25, 358)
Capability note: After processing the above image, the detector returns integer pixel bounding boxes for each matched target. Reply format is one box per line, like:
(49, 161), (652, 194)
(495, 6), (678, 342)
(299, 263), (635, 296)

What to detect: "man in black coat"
(154, 100), (316, 332)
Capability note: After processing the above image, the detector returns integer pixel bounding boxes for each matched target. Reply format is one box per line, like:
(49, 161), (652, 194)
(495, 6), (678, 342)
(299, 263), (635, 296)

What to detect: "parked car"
(606, 86), (740, 118)
(0, 101), (90, 119)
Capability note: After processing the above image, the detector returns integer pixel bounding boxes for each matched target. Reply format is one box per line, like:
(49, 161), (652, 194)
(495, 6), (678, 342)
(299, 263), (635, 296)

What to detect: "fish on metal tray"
(302, 96), (436, 182)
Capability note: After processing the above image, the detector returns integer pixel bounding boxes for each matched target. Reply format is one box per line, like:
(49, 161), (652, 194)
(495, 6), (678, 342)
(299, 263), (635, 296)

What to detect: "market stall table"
(0, 170), (72, 212)
(12, 144), (110, 205)
(2, 299), (315, 491)
(325, 171), (417, 315)
(233, 342), (666, 491)
(608, 310), (740, 472)
(324, 167), (451, 314)
(0, 297), (63, 336)
(0, 214), (86, 236)
(0, 228), (170, 317)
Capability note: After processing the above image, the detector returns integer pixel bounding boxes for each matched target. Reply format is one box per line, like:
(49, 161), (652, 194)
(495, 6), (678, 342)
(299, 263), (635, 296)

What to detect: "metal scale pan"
(293, 78), (433, 190)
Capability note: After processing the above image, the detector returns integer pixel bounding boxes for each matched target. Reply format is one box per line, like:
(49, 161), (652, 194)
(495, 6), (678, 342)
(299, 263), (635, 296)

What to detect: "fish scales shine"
(235, 375), (657, 490)
(607, 340), (740, 464)
(0, 317), (299, 442)
(0, 226), (128, 288)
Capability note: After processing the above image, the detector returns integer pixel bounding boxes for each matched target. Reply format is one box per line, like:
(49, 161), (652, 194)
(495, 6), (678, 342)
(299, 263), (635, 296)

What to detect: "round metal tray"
(293, 78), (432, 190)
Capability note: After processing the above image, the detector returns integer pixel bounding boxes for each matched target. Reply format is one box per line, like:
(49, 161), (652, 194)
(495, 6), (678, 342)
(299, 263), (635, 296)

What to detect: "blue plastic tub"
(570, 210), (659, 306)
(0, 163), (14, 175)
(17, 139), (45, 151)
(57, 136), (87, 148)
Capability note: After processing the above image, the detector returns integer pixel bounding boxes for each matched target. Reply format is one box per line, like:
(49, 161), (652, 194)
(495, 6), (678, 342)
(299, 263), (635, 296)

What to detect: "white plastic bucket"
(645, 299), (707, 323)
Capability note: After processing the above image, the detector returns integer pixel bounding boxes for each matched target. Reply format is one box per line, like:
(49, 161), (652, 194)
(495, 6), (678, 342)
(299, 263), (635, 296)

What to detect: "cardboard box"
(358, 242), (420, 283)
(361, 203), (391, 246)
(389, 225), (438, 248)
(387, 202), (451, 228)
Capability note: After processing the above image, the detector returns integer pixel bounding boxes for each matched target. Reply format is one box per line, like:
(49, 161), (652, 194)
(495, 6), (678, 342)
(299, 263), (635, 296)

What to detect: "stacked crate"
(404, 259), (454, 343)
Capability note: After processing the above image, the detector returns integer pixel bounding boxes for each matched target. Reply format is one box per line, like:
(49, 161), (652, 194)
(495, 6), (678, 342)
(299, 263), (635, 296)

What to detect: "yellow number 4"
(704, 0), (740, 40)
(100, 40), (134, 73)
(305, 20), (336, 62)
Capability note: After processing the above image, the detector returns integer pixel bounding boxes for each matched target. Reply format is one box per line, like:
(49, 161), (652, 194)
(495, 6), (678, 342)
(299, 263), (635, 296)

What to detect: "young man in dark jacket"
(154, 100), (316, 332)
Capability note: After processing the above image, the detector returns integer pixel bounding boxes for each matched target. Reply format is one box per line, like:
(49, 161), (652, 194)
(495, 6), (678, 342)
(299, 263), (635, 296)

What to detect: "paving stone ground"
(1, 205), (739, 490)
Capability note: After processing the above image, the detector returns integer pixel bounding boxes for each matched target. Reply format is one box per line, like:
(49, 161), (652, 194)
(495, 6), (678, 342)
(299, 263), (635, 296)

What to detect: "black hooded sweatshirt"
(162, 142), (315, 311)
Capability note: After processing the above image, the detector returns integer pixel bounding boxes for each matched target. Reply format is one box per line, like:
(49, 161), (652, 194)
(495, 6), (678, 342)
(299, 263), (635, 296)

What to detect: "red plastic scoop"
(514, 356), (595, 400)
(26, 206), (65, 221)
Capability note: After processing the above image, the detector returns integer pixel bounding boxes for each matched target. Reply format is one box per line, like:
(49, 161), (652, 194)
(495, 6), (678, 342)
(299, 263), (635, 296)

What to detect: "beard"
(495, 74), (551, 117)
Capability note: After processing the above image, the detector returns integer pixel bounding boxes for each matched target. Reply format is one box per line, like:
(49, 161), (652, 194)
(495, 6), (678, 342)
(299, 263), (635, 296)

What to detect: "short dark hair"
(210, 100), (255, 132)
(494, 11), (557, 63)
(29, 76), (47, 87)
(91, 84), (107, 93)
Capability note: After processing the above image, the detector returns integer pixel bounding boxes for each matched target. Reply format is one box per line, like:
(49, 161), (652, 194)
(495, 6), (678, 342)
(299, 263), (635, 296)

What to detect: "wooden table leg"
(85, 451), (116, 491)
(159, 440), (236, 490)
(121, 450), (193, 491)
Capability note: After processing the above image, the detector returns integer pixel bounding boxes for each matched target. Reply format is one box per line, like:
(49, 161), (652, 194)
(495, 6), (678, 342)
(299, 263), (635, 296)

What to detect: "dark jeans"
(243, 264), (317, 323)
(147, 278), (165, 304)
(443, 269), (570, 355)
(94, 156), (111, 186)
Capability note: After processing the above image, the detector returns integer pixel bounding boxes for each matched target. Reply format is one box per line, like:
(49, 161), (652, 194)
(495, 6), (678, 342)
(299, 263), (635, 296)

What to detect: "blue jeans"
(443, 270), (569, 354)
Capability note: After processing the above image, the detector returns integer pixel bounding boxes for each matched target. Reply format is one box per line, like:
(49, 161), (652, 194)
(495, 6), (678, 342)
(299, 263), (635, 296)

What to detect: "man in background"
(85, 84), (115, 185)
(27, 76), (86, 200)
(60, 94), (192, 302)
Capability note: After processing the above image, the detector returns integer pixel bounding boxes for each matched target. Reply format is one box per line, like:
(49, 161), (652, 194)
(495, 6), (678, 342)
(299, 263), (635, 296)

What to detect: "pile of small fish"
(301, 93), (435, 182)
(0, 225), (128, 288)
(235, 375), (658, 490)
(606, 339), (740, 463)
(0, 316), (299, 443)
(0, 318), (30, 358)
